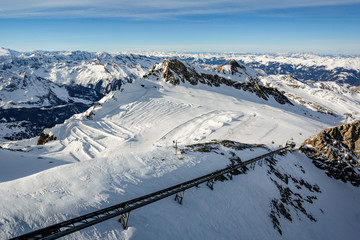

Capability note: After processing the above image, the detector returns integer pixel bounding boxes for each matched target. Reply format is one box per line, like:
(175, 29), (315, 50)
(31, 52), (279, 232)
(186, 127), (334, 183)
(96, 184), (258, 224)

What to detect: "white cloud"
(0, 0), (359, 18)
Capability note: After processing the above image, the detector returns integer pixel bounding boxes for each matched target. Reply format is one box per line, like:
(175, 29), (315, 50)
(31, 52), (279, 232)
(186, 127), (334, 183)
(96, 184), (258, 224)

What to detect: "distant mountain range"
(178, 52), (360, 86)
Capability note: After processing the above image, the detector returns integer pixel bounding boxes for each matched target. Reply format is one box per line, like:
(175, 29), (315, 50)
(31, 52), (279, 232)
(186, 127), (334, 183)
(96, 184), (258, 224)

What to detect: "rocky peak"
(351, 86), (360, 93)
(300, 120), (360, 186)
(216, 59), (246, 75)
(161, 59), (202, 85)
(144, 58), (210, 86)
(143, 59), (292, 105)
(229, 59), (243, 68)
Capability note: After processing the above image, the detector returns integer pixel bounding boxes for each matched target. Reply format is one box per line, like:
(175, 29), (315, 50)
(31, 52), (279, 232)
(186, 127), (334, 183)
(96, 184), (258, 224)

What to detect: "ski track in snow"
(158, 110), (240, 144)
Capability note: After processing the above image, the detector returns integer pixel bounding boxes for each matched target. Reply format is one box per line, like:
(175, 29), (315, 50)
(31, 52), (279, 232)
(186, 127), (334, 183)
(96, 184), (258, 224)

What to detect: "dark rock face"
(144, 59), (292, 105)
(300, 120), (360, 186)
(161, 59), (203, 85)
(182, 140), (265, 154)
(37, 132), (56, 145)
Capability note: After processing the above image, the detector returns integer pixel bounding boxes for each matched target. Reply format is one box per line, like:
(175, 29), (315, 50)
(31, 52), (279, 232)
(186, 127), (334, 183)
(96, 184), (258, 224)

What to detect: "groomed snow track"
(11, 143), (295, 240)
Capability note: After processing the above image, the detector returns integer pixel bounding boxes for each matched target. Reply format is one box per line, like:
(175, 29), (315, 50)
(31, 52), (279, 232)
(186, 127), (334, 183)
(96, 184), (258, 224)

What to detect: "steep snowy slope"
(0, 70), (103, 141)
(1, 58), (359, 239)
(0, 72), (99, 109)
(260, 75), (360, 119)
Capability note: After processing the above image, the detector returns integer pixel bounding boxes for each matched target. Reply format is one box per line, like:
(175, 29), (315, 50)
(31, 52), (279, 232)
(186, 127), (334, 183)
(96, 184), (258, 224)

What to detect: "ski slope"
(3, 76), (338, 163)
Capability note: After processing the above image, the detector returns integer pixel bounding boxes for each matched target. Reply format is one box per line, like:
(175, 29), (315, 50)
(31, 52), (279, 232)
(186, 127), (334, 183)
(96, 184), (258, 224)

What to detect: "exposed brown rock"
(300, 120), (360, 186)
(37, 133), (56, 145)
(216, 65), (222, 72)
(301, 120), (360, 161)
(351, 86), (360, 93)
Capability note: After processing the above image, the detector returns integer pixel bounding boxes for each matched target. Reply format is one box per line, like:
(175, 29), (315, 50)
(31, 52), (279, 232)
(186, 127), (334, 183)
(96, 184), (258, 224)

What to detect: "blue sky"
(0, 0), (359, 54)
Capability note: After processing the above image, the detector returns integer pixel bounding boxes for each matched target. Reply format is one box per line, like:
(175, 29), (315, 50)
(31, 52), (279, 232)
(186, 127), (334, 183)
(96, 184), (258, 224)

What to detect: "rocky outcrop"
(216, 60), (246, 74)
(160, 59), (203, 85)
(351, 86), (360, 93)
(300, 120), (360, 186)
(37, 132), (56, 145)
(144, 59), (292, 105)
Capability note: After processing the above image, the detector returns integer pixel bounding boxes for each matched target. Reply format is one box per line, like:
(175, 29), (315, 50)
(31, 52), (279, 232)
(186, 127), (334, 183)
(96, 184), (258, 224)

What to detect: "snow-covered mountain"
(0, 49), (160, 92)
(233, 53), (360, 86)
(260, 75), (360, 119)
(0, 71), (101, 108)
(0, 49), (161, 141)
(0, 70), (103, 141)
(1, 55), (359, 239)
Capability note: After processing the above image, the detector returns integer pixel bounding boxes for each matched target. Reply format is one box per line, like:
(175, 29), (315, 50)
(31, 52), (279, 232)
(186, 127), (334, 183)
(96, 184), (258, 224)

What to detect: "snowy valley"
(0, 48), (360, 239)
